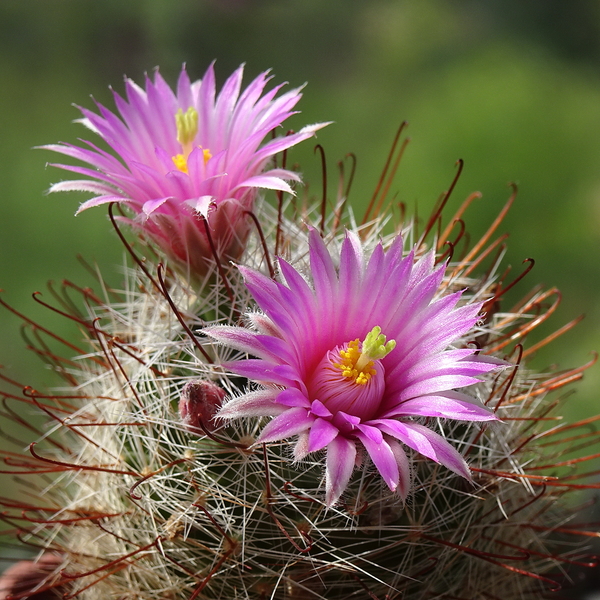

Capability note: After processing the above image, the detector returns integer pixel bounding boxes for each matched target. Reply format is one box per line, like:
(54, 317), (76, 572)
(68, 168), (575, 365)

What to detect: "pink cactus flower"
(44, 64), (326, 276)
(205, 229), (503, 506)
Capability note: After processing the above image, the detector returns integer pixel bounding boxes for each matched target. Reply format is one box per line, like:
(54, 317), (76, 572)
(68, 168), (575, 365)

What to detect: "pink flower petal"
(325, 436), (357, 506)
(356, 429), (399, 492)
(308, 418), (339, 453)
(257, 407), (314, 444)
(374, 420), (471, 480)
(382, 395), (497, 421)
(217, 390), (284, 420)
(386, 437), (411, 499)
(143, 197), (169, 216)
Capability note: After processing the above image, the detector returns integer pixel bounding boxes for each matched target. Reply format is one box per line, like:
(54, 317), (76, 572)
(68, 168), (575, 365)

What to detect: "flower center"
(171, 107), (212, 173)
(309, 326), (396, 420)
(333, 326), (396, 385)
(333, 339), (375, 385)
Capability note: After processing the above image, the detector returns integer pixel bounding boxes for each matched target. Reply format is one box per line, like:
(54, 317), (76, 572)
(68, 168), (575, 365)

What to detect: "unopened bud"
(179, 380), (226, 434)
(0, 553), (66, 599)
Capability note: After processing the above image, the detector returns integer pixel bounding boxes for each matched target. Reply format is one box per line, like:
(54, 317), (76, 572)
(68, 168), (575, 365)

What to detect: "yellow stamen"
(333, 327), (396, 386)
(171, 148), (212, 174)
(333, 339), (377, 385)
(172, 153), (188, 173)
(171, 107), (212, 173)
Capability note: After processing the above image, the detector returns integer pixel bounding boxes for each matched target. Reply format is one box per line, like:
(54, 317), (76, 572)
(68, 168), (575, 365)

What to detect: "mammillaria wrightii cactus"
(0, 67), (597, 600)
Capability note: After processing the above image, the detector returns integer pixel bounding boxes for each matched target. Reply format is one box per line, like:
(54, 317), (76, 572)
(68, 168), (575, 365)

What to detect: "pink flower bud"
(179, 380), (226, 434)
(0, 554), (66, 600)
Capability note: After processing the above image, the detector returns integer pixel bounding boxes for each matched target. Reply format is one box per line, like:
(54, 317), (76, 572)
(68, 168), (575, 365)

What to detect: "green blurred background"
(0, 2), (599, 442)
(1, 0), (598, 410)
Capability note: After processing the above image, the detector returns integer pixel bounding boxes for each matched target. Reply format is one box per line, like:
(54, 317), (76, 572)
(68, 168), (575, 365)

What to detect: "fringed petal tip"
(75, 196), (129, 214)
(216, 390), (283, 420)
(234, 175), (295, 195)
(299, 121), (333, 135)
(184, 196), (216, 218)
(47, 179), (117, 196)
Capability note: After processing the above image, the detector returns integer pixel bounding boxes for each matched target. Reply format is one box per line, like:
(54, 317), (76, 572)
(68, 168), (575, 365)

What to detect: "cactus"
(0, 69), (597, 600)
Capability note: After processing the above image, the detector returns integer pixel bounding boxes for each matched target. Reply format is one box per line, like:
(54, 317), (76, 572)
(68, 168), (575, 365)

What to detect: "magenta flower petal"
(44, 64), (327, 277)
(374, 420), (471, 479)
(308, 418), (340, 453)
(212, 231), (504, 505)
(257, 407), (314, 444)
(382, 394), (496, 421)
(386, 438), (411, 500)
(326, 436), (357, 506)
(222, 359), (301, 388)
(310, 400), (333, 418)
(203, 325), (295, 364)
(238, 267), (291, 318)
(309, 229), (338, 321)
(394, 374), (487, 403)
(339, 231), (364, 301)
(217, 390), (284, 419)
(233, 175), (294, 194)
(275, 388), (311, 409)
(356, 428), (399, 492)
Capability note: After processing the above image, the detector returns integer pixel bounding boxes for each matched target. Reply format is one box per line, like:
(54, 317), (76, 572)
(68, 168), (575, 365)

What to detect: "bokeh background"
(3, 0), (599, 408)
(1, 0), (600, 592)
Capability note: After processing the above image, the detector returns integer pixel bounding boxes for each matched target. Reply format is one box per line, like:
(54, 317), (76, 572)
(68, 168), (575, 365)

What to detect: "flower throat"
(333, 326), (396, 385)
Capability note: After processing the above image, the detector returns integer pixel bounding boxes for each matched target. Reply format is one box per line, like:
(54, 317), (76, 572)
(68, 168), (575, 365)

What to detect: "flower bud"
(179, 380), (226, 434)
(0, 554), (66, 600)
